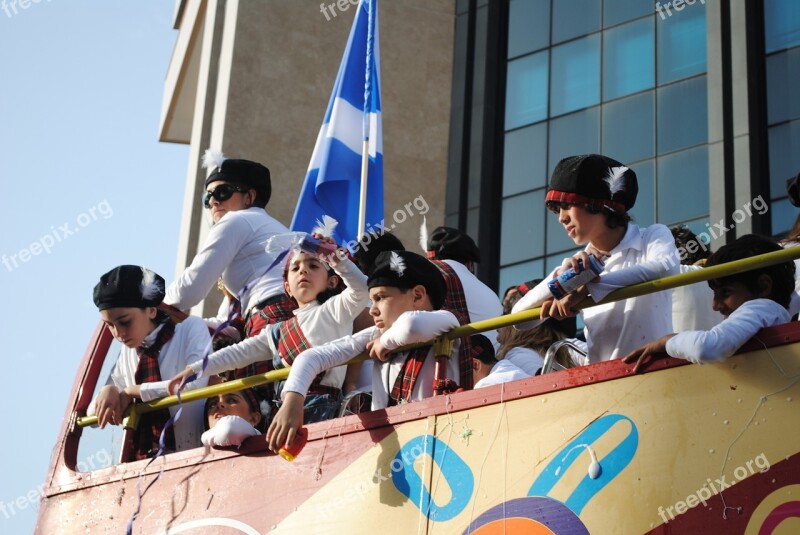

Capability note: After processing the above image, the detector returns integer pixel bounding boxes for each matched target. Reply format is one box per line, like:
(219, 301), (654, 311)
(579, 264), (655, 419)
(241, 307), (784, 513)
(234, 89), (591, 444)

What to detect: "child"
(266, 250), (460, 453)
(90, 265), (210, 461)
(512, 154), (679, 362)
(670, 225), (722, 332)
(169, 234), (369, 424)
(624, 234), (795, 371)
(472, 334), (530, 389)
(201, 387), (263, 447)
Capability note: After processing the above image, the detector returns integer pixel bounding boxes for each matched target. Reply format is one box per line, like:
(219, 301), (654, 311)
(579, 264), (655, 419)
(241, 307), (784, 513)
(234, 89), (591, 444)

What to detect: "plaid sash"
(430, 260), (473, 389)
(277, 317), (339, 397)
(132, 319), (176, 461)
(388, 346), (433, 406)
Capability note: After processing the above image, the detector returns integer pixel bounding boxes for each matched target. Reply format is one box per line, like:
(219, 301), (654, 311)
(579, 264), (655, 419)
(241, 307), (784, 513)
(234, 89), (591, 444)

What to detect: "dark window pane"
(657, 146), (709, 224)
(552, 0), (601, 43)
(768, 119), (800, 198)
(506, 51), (549, 129)
(765, 0), (800, 53)
(602, 91), (655, 163)
(466, 207), (480, 245)
(504, 123), (548, 196)
(548, 107), (600, 176)
(499, 260), (544, 294)
(657, 76), (708, 154)
(629, 159), (655, 227)
(657, 1), (707, 84)
(508, 0), (550, 58)
(603, 18), (654, 100)
(766, 48), (800, 125)
(551, 35), (601, 116)
(770, 198), (799, 236)
(604, 0), (653, 27)
(501, 191), (545, 264)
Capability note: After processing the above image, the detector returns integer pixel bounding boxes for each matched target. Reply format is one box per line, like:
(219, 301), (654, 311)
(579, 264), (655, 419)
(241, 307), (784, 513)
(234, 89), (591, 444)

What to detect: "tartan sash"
(430, 260), (473, 389)
(132, 319), (176, 461)
(232, 294), (297, 380)
(277, 317), (335, 396)
(388, 346), (432, 406)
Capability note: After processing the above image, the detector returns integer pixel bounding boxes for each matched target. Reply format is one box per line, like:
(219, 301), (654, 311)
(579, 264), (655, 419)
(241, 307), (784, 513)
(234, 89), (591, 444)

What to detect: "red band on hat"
(426, 250), (437, 259)
(545, 190), (627, 214)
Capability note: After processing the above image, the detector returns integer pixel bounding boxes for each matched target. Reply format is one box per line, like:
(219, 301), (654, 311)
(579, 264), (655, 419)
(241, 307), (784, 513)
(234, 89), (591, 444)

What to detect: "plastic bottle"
(278, 427), (309, 462)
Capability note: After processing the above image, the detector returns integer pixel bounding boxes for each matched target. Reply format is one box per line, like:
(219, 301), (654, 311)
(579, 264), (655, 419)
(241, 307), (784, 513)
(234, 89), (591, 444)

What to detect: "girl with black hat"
(90, 265), (211, 461)
(163, 149), (296, 348)
(512, 154), (679, 363)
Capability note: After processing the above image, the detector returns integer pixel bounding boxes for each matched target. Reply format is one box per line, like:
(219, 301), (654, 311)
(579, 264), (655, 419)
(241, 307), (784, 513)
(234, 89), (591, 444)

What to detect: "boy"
(624, 234), (795, 371)
(471, 334), (530, 389)
(266, 250), (460, 453)
(512, 154), (679, 362)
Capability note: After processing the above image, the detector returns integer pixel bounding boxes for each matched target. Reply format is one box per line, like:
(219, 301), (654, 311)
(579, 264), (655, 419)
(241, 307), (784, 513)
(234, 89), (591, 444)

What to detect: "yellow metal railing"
(76, 245), (800, 430)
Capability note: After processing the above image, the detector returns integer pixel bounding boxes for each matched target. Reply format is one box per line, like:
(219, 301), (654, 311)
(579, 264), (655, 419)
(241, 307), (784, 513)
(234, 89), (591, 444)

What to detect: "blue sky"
(0, 3), (188, 532)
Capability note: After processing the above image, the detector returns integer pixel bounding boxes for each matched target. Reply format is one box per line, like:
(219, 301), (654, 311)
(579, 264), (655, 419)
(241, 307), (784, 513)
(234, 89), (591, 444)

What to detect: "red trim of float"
(42, 321), (800, 497)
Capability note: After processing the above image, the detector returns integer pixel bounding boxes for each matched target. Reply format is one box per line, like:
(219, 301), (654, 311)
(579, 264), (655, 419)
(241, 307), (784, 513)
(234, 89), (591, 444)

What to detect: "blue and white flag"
(291, 0), (382, 247)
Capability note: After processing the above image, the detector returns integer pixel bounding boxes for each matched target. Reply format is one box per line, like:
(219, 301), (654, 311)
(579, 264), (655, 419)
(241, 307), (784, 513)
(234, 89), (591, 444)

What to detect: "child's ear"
(146, 307), (157, 320)
(411, 285), (427, 308)
(327, 275), (340, 289)
(248, 410), (262, 428)
(472, 358), (480, 372)
(283, 280), (292, 297)
(756, 274), (773, 298)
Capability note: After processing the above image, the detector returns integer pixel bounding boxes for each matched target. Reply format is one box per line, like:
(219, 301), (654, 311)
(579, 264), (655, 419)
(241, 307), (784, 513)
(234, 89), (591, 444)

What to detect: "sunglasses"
(203, 183), (248, 208)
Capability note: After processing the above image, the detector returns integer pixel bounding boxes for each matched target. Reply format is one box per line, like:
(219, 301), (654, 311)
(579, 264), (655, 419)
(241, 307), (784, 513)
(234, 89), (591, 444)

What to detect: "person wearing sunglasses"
(164, 149), (296, 348)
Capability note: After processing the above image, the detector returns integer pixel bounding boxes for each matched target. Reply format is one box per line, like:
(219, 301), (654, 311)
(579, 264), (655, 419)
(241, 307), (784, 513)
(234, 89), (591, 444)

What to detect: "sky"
(0, 2), (189, 532)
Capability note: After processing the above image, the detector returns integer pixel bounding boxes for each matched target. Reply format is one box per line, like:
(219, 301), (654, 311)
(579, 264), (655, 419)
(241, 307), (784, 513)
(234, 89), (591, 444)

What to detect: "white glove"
(201, 415), (260, 447)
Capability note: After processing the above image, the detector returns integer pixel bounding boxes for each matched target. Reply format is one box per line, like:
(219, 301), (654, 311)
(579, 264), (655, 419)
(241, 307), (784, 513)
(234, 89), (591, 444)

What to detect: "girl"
(201, 387), (263, 447)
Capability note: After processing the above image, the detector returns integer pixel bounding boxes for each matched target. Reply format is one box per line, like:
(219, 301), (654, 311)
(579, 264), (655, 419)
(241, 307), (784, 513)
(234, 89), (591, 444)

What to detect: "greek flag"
(291, 0), (382, 246)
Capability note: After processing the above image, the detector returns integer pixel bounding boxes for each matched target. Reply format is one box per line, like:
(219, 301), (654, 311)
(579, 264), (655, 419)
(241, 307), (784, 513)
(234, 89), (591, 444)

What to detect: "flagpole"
(357, 0), (376, 240)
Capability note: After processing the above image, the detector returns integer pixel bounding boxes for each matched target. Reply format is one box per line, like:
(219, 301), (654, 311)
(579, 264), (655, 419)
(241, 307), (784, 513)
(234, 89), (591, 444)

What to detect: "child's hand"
(267, 392), (305, 453)
(95, 385), (123, 428)
(541, 286), (588, 320)
(311, 232), (342, 266)
(622, 334), (676, 373)
(558, 251), (603, 282)
(366, 338), (391, 362)
(168, 366), (196, 395)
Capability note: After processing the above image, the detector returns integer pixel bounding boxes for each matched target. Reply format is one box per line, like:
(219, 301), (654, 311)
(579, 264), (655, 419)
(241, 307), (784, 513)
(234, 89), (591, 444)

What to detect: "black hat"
(93, 265), (165, 311)
(203, 149), (272, 208)
(353, 232), (405, 275)
(787, 173), (800, 207)
(546, 154), (638, 214)
(367, 251), (446, 310)
(426, 226), (481, 264)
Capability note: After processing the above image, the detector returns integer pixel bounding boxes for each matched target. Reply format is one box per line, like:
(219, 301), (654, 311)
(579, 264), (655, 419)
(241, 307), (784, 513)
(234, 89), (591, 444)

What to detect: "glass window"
(501, 191), (546, 265)
(552, 0), (601, 44)
(602, 91), (655, 164)
(765, 0), (800, 53)
(504, 123), (548, 196)
(603, 17), (654, 100)
(546, 248), (582, 275)
(508, 0), (550, 58)
(628, 159), (655, 227)
(548, 107), (600, 176)
(657, 75), (708, 154)
(770, 198), (799, 236)
(766, 48), (800, 125)
(656, 1), (707, 84)
(499, 259), (545, 295)
(768, 120), (800, 198)
(506, 51), (549, 129)
(657, 146), (709, 224)
(551, 34), (601, 116)
(604, 0), (653, 27)
(466, 206), (480, 247)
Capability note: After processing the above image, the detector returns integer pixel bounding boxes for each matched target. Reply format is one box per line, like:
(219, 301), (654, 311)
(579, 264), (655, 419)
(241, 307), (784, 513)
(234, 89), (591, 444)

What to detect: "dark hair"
(202, 388), (262, 431)
(783, 214), (800, 244)
(154, 309), (170, 326)
(354, 232), (405, 275)
(706, 234), (796, 308)
(283, 252), (344, 306)
(671, 225), (711, 265)
(471, 334), (497, 365)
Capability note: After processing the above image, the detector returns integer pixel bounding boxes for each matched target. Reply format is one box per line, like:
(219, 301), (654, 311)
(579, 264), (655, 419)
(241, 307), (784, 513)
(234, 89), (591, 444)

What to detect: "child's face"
(100, 307), (158, 348)
(553, 204), (607, 246)
(710, 281), (759, 317)
(368, 286), (417, 333)
(284, 252), (337, 306)
(206, 392), (260, 428)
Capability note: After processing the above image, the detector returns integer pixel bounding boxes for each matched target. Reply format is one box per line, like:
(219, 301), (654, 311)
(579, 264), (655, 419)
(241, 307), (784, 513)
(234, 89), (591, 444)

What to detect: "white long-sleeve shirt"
(512, 223), (678, 362)
(666, 298), (790, 363)
(672, 264), (723, 332)
(283, 310), (460, 410)
(189, 257), (369, 389)
(88, 316), (211, 451)
(474, 358), (530, 388)
(164, 207), (289, 314)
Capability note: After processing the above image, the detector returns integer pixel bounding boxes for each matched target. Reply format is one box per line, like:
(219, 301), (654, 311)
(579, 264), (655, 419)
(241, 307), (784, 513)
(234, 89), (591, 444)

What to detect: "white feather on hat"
(389, 252), (406, 277)
(202, 148), (227, 170)
(139, 267), (163, 301)
(312, 215), (338, 239)
(418, 216), (429, 253)
(604, 166), (629, 198)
